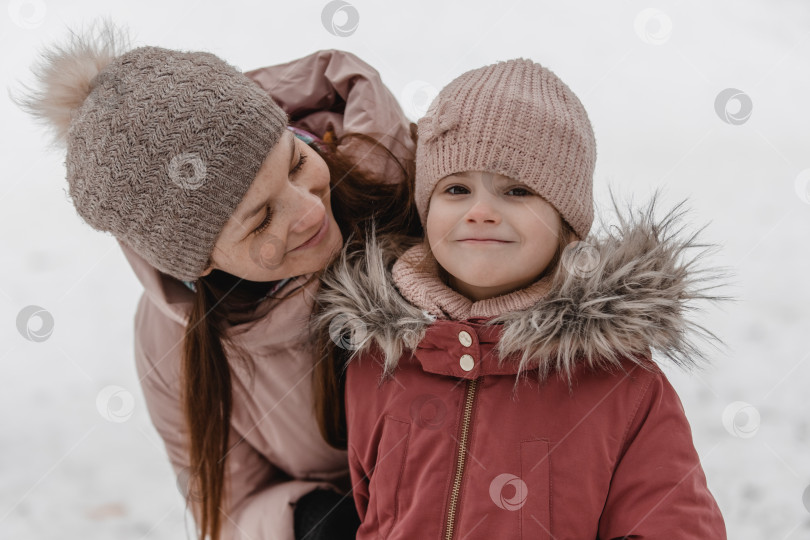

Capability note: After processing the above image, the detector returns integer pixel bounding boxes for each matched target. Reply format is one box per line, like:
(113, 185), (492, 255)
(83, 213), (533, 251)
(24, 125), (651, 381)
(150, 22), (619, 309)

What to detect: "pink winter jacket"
(121, 49), (414, 540)
(312, 195), (728, 539)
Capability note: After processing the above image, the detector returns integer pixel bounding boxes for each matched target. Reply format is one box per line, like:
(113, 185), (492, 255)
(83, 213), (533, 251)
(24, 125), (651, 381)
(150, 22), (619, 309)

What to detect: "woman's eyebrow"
(241, 133), (296, 222)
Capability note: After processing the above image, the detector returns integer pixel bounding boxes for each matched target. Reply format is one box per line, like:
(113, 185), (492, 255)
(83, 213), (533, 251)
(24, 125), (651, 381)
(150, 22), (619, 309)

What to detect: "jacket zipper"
(444, 377), (479, 540)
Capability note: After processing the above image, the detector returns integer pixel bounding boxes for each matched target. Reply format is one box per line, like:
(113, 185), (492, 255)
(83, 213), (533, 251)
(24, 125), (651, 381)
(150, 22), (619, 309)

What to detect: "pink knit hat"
(415, 58), (596, 240)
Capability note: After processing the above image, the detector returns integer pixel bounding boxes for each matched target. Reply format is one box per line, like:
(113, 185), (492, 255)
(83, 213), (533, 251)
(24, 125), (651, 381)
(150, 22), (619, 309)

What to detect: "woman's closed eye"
(252, 151), (309, 235)
(291, 151), (308, 176)
(254, 204), (273, 234)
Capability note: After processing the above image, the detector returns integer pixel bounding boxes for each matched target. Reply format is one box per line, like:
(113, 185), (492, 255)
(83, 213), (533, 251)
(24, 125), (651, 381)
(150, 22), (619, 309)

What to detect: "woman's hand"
(293, 487), (360, 540)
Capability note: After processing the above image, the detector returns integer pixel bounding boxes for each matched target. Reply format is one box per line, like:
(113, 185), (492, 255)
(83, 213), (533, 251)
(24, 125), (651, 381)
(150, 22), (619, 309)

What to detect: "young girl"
(311, 58), (729, 539)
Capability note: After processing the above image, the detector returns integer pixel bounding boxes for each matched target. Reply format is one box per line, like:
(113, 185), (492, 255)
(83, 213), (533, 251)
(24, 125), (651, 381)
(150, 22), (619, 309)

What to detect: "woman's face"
(426, 171), (563, 302)
(200, 130), (343, 282)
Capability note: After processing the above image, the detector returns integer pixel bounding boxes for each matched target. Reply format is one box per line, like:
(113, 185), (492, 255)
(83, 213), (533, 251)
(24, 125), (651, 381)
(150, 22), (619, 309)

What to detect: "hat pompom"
(9, 17), (132, 149)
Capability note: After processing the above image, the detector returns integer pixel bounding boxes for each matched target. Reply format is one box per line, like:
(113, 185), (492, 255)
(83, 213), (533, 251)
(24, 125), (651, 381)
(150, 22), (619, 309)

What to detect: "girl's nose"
(465, 196), (501, 224)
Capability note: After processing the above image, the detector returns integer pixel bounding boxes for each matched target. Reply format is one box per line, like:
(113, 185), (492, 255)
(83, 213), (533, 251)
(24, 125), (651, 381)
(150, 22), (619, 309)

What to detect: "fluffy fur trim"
(9, 17), (132, 149)
(311, 188), (735, 387)
(312, 227), (436, 373)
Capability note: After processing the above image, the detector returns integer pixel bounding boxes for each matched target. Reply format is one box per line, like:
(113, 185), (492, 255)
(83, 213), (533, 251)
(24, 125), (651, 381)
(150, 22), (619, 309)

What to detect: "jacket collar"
(408, 319), (524, 379)
(311, 190), (733, 384)
(389, 243), (555, 321)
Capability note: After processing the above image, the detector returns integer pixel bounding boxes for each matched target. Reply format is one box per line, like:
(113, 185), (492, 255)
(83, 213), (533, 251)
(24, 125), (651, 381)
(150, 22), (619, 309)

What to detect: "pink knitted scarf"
(390, 242), (554, 321)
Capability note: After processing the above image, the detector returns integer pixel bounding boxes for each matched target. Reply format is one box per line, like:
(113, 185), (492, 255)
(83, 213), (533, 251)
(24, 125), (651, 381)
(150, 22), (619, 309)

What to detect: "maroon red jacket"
(312, 195), (728, 539)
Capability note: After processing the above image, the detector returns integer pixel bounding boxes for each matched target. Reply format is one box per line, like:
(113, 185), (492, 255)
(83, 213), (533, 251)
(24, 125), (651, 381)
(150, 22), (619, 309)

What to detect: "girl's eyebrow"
(438, 172), (470, 185)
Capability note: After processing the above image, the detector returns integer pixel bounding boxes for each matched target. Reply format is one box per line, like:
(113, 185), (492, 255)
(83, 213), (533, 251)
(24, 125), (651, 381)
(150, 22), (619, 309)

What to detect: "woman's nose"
(289, 183), (327, 233)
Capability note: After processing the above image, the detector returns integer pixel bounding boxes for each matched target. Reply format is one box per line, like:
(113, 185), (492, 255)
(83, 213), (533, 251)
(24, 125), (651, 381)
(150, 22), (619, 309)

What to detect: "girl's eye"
(507, 187), (532, 197)
(445, 185), (469, 195)
(252, 152), (309, 235)
(444, 185), (533, 197)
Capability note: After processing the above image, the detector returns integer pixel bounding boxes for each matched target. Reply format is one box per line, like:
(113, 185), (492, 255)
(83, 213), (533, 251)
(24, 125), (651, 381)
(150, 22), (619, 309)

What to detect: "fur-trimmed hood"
(311, 189), (734, 384)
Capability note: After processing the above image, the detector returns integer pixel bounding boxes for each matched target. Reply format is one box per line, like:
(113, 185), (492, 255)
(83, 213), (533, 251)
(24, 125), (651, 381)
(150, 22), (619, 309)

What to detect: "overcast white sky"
(2, 1), (809, 538)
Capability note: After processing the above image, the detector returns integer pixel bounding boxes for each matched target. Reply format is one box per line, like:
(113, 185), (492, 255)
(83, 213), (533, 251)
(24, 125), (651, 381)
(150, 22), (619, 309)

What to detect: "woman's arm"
(133, 293), (338, 540)
(597, 369), (727, 539)
(245, 49), (415, 184)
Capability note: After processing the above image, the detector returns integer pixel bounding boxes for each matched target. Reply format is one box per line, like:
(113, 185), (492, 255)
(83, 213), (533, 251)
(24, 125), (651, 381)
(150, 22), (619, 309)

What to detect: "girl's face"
(426, 171), (562, 302)
(199, 130), (343, 282)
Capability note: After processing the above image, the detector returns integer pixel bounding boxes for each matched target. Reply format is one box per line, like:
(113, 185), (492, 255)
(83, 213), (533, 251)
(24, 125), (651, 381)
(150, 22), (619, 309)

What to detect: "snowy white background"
(2, 0), (809, 538)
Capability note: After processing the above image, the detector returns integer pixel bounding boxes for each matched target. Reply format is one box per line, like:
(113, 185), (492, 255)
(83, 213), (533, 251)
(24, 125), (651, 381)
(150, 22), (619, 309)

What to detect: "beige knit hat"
(13, 19), (288, 281)
(415, 58), (596, 240)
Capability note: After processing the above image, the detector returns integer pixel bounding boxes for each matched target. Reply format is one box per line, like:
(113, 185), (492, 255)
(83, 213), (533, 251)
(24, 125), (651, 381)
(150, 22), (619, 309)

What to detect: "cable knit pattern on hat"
(15, 20), (288, 281)
(66, 47), (288, 281)
(415, 58), (596, 240)
(390, 242), (554, 320)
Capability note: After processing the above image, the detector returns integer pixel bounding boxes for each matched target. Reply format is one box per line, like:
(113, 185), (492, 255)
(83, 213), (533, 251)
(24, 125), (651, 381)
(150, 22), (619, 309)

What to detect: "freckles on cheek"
(246, 234), (287, 272)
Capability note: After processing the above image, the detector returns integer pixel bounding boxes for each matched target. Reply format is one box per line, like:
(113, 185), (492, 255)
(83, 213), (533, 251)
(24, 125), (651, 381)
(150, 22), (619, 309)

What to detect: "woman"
(15, 19), (420, 540)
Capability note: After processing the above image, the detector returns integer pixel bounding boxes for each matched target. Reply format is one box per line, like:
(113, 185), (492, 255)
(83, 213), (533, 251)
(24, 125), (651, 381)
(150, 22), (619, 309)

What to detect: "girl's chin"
(449, 274), (512, 290)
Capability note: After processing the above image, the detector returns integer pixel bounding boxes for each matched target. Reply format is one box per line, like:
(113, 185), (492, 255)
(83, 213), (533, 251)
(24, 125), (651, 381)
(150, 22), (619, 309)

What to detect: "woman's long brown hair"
(181, 129), (422, 540)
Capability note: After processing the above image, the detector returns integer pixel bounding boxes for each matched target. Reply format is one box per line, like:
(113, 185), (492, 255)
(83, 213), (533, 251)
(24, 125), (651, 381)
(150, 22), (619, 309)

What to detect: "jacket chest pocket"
(370, 415), (411, 539)
(520, 438), (552, 540)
